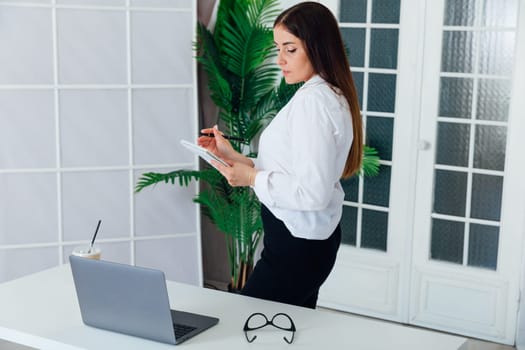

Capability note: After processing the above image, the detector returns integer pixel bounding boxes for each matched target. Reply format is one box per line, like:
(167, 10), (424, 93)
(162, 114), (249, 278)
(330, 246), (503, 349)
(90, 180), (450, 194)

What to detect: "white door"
(318, 0), (525, 344)
(318, 0), (415, 323)
(410, 0), (524, 344)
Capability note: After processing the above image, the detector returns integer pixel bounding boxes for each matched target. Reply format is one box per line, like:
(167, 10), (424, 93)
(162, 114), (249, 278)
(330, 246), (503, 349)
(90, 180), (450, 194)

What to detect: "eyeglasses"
(243, 312), (296, 344)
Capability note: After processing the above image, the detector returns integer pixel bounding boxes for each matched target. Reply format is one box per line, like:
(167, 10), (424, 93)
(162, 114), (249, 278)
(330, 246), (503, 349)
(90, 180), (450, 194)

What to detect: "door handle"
(419, 140), (432, 150)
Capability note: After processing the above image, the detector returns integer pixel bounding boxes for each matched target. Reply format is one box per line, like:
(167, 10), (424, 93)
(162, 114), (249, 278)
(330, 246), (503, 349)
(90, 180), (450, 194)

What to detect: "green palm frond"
(195, 24), (232, 111)
(194, 188), (230, 229)
(134, 168), (222, 193)
(221, 24), (274, 77)
(251, 82), (278, 120)
(240, 64), (281, 110)
(214, 0), (246, 45)
(361, 145), (381, 177)
(220, 0), (279, 76)
(245, 0), (281, 26)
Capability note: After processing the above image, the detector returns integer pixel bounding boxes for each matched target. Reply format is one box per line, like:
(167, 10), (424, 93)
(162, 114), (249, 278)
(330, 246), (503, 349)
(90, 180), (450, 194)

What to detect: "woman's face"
(273, 24), (315, 84)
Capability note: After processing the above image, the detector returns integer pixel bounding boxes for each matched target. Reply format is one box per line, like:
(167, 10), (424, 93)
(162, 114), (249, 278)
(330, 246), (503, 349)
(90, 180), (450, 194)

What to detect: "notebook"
(69, 255), (219, 345)
(180, 139), (230, 167)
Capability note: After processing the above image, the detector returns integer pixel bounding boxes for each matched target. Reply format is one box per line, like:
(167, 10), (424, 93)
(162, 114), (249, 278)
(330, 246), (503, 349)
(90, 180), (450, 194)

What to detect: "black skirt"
(241, 204), (341, 309)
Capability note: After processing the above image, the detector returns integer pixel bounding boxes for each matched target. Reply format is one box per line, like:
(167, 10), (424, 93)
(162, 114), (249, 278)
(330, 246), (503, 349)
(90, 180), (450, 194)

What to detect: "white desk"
(0, 265), (467, 349)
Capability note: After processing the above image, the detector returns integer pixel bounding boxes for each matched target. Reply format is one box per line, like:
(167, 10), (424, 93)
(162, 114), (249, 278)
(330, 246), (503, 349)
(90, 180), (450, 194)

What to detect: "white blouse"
(252, 75), (353, 240)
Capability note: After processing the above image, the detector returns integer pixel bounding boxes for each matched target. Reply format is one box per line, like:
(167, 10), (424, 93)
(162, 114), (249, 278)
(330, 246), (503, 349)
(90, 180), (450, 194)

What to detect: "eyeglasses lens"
(247, 313), (267, 329)
(272, 314), (292, 329)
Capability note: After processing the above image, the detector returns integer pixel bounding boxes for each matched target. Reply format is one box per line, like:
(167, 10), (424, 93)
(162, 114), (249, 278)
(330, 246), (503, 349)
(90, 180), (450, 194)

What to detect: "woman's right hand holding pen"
(198, 125), (236, 161)
(198, 125), (255, 168)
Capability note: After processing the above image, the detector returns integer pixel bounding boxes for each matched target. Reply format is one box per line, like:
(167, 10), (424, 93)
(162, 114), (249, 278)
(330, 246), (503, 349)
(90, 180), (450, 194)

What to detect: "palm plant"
(136, 0), (287, 291)
(135, 0), (381, 291)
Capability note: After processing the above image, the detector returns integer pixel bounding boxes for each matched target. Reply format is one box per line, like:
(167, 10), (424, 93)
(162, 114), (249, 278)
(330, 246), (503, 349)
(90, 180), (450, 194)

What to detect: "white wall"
(0, 0), (202, 285)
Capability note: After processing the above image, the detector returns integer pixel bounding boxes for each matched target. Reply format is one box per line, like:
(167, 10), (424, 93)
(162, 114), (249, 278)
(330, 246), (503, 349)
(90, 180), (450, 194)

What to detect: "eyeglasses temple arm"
(283, 331), (295, 344)
(244, 331), (257, 343)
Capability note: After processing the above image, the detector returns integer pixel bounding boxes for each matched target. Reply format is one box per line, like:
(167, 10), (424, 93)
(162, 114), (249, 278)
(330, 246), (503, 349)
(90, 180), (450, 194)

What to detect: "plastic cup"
(71, 245), (101, 260)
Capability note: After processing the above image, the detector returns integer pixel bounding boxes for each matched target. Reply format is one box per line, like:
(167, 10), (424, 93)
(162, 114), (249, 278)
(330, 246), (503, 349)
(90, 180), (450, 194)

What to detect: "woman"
(198, 1), (362, 309)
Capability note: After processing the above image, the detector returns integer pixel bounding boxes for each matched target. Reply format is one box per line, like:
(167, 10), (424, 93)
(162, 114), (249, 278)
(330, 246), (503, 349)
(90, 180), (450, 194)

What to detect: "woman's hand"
(198, 125), (237, 161)
(211, 160), (257, 188)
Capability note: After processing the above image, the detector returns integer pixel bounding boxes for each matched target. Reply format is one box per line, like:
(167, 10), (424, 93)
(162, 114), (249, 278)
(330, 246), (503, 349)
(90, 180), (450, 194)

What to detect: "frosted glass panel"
(433, 170), (467, 217)
(0, 7), (53, 84)
(62, 171), (130, 241)
(59, 89), (128, 167)
(479, 31), (516, 76)
(361, 209), (388, 251)
(372, 0), (400, 24)
(439, 77), (473, 118)
(368, 73), (396, 113)
(366, 116), (393, 160)
(476, 79), (511, 121)
(474, 125), (506, 171)
(431, 219), (464, 264)
(135, 236), (200, 285)
(339, 0), (367, 22)
(341, 205), (357, 246)
(441, 31), (475, 73)
(352, 71), (364, 107)
(0, 173), (58, 245)
(341, 176), (359, 202)
(131, 11), (193, 84)
(468, 223), (499, 270)
(57, 9), (127, 84)
(370, 29), (399, 69)
(363, 165), (391, 207)
(481, 0), (518, 27)
(471, 174), (503, 221)
(436, 122), (470, 167)
(133, 88), (195, 165)
(0, 90), (56, 169)
(341, 28), (366, 68)
(444, 0), (476, 26)
(134, 170), (197, 236)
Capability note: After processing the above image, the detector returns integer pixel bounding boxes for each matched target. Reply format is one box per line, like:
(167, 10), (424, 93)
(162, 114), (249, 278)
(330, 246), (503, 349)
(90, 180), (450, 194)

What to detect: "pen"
(200, 133), (245, 142)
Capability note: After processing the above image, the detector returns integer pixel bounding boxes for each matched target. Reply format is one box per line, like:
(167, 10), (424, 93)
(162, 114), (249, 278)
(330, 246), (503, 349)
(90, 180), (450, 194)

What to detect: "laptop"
(69, 255), (219, 345)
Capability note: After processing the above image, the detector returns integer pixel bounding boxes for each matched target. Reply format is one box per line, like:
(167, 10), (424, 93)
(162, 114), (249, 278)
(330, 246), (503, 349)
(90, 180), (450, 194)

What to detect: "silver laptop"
(69, 255), (219, 345)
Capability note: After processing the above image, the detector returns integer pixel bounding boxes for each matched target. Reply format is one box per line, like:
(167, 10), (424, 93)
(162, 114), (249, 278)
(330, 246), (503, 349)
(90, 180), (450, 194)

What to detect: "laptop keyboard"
(173, 323), (197, 338)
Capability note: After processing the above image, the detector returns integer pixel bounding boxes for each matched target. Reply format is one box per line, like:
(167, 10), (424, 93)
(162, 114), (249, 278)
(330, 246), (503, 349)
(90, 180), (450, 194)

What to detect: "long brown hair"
(274, 2), (363, 179)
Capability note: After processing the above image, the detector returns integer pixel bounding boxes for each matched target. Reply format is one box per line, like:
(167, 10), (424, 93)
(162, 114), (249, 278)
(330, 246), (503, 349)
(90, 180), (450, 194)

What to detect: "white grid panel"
(0, 0), (202, 285)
